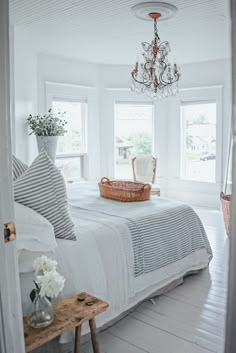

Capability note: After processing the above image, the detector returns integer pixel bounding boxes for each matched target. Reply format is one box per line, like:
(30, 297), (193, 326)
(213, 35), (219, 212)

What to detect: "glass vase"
(27, 296), (54, 328)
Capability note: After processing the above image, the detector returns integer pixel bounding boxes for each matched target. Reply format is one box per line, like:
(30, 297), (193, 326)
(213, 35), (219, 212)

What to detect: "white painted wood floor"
(81, 208), (228, 353)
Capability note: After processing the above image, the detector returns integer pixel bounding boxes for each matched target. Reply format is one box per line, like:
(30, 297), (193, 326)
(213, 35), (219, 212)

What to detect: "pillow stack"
(13, 150), (76, 243)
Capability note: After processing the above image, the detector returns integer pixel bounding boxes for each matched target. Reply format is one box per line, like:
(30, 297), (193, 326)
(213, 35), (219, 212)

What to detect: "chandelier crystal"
(131, 12), (180, 100)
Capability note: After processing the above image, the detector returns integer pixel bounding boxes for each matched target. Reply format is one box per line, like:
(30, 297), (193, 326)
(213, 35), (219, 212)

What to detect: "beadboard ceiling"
(9, 0), (231, 65)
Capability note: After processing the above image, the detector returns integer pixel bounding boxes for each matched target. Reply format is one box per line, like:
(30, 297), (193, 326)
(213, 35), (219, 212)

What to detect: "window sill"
(56, 153), (87, 159)
(179, 177), (217, 184)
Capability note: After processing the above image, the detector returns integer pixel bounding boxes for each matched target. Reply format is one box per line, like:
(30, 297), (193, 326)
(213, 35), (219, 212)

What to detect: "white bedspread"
(20, 182), (211, 337)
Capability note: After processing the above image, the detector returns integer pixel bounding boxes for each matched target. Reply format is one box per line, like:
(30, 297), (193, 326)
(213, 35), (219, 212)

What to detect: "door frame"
(225, 0), (236, 352)
(0, 0), (25, 351)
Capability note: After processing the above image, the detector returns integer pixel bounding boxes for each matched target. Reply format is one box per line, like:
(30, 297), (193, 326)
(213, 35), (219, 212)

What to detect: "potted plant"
(27, 109), (67, 162)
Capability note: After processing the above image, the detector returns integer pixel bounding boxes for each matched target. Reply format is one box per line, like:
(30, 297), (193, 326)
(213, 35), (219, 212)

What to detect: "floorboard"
(82, 208), (228, 353)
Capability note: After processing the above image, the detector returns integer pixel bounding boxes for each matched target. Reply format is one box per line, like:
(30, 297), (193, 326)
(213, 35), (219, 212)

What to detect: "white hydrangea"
(36, 271), (65, 298)
(33, 256), (57, 275)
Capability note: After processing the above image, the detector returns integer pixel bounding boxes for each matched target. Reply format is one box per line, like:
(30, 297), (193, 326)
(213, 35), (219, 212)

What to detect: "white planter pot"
(36, 136), (58, 162)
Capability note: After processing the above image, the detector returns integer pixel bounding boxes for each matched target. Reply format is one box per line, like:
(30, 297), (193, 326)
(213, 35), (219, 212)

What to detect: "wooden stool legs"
(74, 325), (82, 353)
(74, 319), (100, 353)
(89, 318), (100, 353)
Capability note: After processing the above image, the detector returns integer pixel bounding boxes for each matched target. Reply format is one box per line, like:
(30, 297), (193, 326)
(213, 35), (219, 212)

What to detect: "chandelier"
(131, 8), (180, 100)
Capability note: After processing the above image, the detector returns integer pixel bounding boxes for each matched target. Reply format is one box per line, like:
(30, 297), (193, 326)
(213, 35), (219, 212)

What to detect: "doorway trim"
(0, 0), (25, 351)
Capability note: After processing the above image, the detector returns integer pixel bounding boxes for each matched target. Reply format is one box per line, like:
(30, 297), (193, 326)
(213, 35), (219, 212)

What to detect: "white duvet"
(20, 183), (211, 336)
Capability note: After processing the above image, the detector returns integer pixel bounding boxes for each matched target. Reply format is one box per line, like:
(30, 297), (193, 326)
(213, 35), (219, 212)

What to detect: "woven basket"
(99, 177), (151, 202)
(220, 192), (231, 236)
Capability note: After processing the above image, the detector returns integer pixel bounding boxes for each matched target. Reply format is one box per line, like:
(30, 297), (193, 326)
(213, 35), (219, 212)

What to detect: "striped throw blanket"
(68, 184), (212, 278)
(125, 204), (212, 277)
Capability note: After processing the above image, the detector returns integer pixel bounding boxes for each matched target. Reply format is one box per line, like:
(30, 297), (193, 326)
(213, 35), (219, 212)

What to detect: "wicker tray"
(220, 192), (231, 236)
(99, 177), (151, 202)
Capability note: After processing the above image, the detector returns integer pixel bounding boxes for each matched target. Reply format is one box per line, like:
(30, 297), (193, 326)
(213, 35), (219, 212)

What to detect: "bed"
(19, 182), (212, 344)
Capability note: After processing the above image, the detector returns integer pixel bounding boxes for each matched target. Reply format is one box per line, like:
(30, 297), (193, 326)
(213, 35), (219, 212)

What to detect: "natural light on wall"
(52, 99), (88, 183)
(181, 102), (217, 183)
(115, 103), (154, 179)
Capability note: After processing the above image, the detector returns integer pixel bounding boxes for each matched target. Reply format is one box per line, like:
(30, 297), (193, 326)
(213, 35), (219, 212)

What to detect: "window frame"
(114, 100), (155, 179)
(180, 99), (218, 183)
(101, 88), (158, 179)
(45, 81), (97, 181)
(178, 86), (223, 185)
(51, 98), (88, 182)
(51, 97), (88, 157)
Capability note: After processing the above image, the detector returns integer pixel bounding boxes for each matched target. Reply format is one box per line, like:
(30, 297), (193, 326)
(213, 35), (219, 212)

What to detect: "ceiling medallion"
(131, 2), (180, 100)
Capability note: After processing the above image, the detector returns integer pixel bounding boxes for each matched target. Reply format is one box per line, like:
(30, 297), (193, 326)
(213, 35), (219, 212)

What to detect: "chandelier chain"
(154, 19), (160, 42)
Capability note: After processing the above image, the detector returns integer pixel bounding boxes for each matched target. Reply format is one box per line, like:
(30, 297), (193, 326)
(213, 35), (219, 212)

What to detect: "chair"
(132, 155), (160, 196)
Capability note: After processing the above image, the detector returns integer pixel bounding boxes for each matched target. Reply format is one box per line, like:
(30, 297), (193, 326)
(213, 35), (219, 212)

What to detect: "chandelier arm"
(159, 67), (180, 86)
(131, 71), (151, 88)
(131, 58), (153, 87)
(158, 56), (169, 87)
(159, 70), (172, 87)
(144, 61), (159, 88)
(143, 61), (152, 75)
(158, 51), (180, 87)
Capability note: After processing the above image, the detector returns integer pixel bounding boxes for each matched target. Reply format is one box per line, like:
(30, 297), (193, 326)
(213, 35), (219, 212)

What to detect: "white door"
(224, 0), (236, 351)
(0, 0), (25, 352)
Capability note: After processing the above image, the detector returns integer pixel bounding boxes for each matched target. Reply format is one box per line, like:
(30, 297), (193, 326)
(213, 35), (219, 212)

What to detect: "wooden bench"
(24, 292), (109, 353)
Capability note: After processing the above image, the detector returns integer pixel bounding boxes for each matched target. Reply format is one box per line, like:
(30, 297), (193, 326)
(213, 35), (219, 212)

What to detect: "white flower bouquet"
(30, 256), (65, 302)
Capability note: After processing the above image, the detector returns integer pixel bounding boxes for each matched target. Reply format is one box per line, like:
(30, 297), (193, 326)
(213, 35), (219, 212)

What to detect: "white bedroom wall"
(13, 28), (38, 164)
(37, 53), (100, 112)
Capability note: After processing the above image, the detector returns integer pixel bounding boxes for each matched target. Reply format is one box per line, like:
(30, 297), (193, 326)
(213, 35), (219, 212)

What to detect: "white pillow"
(18, 249), (56, 273)
(15, 202), (57, 252)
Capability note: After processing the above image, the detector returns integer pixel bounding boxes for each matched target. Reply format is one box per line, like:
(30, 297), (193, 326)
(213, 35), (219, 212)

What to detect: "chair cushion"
(14, 149), (76, 241)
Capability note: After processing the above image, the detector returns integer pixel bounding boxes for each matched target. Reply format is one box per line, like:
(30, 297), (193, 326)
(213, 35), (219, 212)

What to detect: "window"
(181, 102), (217, 182)
(115, 103), (154, 179)
(55, 157), (83, 183)
(52, 99), (87, 182)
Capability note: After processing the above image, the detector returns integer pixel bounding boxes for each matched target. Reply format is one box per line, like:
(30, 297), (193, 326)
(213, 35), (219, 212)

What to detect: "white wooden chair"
(132, 155), (160, 196)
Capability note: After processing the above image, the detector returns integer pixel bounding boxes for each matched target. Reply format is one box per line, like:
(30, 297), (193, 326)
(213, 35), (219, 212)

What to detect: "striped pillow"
(12, 155), (28, 181)
(14, 149), (76, 241)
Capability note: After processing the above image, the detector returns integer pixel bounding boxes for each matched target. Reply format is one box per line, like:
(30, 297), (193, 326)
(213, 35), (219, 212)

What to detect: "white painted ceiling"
(9, 0), (231, 65)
